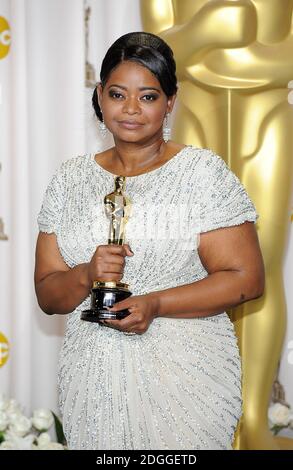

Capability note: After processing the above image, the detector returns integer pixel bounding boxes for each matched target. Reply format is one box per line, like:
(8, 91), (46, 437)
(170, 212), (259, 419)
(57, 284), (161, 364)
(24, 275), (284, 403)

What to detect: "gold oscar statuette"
(81, 176), (133, 322)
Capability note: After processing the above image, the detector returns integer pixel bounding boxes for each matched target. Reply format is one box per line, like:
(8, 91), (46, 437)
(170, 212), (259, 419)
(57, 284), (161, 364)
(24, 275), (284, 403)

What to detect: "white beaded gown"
(37, 146), (258, 450)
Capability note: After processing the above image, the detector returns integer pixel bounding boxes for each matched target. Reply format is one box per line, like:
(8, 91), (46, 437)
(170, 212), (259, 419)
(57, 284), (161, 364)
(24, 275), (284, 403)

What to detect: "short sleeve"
(199, 151), (259, 233)
(37, 162), (67, 234)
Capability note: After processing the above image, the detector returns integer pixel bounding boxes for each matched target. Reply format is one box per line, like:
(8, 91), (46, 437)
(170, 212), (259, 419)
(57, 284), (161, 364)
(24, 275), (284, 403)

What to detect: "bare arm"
(34, 233), (91, 315)
(34, 232), (133, 315)
(150, 222), (265, 319)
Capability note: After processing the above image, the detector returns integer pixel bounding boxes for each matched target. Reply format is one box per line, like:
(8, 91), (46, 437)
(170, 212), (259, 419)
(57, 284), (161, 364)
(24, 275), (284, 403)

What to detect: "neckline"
(90, 145), (193, 178)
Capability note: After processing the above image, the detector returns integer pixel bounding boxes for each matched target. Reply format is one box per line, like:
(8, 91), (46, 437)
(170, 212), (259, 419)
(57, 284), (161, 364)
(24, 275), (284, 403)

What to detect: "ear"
(166, 94), (177, 114)
(97, 83), (103, 107)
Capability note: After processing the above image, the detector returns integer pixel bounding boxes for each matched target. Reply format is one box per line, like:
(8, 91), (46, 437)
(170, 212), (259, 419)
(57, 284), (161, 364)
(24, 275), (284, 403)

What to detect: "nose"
(122, 96), (141, 115)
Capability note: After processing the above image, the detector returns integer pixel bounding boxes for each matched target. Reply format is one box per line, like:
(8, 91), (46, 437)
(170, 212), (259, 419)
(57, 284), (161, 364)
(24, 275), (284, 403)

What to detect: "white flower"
(40, 442), (64, 450)
(0, 440), (15, 450)
(9, 414), (32, 437)
(37, 432), (51, 447)
(7, 410), (23, 426)
(0, 394), (66, 450)
(6, 399), (22, 416)
(32, 408), (54, 431)
(2, 430), (35, 450)
(6, 402), (23, 425)
(33, 433), (65, 450)
(268, 402), (291, 426)
(0, 410), (9, 431)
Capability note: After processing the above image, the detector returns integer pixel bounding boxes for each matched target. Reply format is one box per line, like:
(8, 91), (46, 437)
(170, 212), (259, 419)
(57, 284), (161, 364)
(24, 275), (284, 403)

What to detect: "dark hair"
(92, 31), (178, 122)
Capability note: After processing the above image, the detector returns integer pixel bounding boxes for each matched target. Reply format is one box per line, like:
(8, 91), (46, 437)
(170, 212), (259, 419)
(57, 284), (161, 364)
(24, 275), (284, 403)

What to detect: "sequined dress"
(37, 146), (258, 450)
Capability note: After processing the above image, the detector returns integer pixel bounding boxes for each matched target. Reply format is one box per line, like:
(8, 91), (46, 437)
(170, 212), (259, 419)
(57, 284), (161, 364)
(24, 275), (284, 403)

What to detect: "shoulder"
(51, 153), (94, 186)
(179, 145), (228, 175)
(181, 147), (249, 198)
(190, 146), (226, 169)
(177, 144), (222, 161)
(186, 146), (236, 178)
(56, 153), (93, 174)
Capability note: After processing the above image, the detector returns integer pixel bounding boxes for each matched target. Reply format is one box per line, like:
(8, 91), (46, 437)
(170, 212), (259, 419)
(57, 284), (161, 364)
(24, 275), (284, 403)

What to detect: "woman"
(35, 32), (264, 450)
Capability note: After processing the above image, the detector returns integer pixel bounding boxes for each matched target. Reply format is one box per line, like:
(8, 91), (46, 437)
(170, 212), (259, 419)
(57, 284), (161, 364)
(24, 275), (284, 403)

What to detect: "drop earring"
(163, 113), (171, 142)
(99, 114), (108, 139)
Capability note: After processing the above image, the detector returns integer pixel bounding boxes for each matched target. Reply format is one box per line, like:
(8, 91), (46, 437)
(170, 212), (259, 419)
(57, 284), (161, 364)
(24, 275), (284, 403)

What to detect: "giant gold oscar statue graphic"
(141, 0), (293, 450)
(81, 176), (132, 322)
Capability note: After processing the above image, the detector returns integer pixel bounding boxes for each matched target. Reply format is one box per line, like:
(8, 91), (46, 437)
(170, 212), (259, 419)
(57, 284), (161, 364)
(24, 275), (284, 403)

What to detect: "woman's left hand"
(102, 293), (160, 335)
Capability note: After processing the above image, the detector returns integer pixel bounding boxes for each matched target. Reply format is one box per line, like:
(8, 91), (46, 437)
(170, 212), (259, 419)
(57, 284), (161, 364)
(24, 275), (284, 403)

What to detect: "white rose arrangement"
(268, 402), (293, 436)
(0, 394), (66, 450)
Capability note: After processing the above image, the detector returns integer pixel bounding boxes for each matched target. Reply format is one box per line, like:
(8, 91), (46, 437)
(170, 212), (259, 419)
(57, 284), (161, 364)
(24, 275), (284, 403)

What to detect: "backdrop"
(0, 0), (292, 425)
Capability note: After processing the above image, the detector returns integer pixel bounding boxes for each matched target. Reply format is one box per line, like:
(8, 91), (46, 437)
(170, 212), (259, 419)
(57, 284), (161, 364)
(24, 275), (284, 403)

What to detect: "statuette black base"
(81, 282), (132, 322)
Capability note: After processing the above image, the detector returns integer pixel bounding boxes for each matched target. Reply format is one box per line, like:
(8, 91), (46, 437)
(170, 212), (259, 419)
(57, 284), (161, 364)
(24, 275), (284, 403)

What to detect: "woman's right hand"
(86, 244), (134, 286)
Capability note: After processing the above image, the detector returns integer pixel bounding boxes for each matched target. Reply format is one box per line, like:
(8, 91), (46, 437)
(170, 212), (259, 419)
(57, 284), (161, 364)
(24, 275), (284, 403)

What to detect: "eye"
(141, 94), (158, 102)
(109, 90), (124, 99)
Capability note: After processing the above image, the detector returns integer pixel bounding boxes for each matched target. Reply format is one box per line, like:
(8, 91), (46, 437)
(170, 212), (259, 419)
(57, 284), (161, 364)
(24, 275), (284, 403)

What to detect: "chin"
(114, 132), (147, 144)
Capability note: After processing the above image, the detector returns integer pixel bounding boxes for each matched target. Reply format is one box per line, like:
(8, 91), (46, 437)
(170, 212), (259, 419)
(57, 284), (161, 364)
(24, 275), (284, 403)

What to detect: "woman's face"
(98, 61), (176, 143)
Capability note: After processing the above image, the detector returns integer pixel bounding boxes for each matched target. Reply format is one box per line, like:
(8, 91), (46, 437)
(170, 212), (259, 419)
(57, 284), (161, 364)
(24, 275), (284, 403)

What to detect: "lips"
(118, 120), (144, 129)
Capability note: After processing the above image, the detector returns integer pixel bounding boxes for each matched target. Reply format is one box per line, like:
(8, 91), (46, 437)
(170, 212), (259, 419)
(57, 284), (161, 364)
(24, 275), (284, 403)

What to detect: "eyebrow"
(108, 84), (161, 93)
